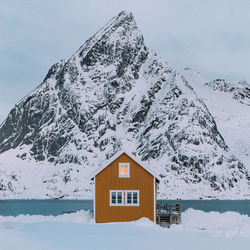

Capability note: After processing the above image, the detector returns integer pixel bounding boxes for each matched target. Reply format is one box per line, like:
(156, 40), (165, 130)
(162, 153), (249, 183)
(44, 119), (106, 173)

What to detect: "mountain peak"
(106, 10), (135, 30)
(115, 10), (134, 20)
(0, 12), (249, 200)
(75, 10), (144, 71)
(84, 10), (140, 45)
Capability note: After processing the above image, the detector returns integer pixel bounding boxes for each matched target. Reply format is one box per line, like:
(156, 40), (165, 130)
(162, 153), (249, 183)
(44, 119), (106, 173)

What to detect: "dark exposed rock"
(0, 11), (249, 197)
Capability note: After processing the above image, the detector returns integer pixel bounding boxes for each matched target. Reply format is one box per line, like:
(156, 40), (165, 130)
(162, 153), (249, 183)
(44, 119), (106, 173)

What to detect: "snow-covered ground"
(0, 209), (249, 250)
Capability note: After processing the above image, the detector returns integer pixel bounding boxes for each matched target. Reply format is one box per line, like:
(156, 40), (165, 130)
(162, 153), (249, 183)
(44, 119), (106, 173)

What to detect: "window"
(127, 192), (132, 204)
(119, 163), (130, 178)
(110, 190), (124, 206)
(109, 190), (139, 206)
(125, 191), (139, 206)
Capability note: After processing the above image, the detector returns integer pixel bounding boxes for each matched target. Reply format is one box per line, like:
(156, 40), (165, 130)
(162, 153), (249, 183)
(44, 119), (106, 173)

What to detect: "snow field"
(0, 209), (250, 250)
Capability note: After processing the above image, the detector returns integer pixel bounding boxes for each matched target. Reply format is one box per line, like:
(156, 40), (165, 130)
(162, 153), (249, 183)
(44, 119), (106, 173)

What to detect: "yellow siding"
(95, 153), (154, 223)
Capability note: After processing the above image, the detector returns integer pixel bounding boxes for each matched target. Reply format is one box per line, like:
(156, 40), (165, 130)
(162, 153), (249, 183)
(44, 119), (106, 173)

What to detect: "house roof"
(90, 150), (160, 182)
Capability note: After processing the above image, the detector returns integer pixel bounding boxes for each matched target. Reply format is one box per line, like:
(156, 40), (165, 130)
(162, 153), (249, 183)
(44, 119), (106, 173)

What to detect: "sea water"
(0, 199), (250, 216)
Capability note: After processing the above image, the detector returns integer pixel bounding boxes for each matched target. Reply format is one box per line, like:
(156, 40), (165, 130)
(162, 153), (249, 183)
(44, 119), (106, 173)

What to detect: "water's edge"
(0, 200), (250, 217)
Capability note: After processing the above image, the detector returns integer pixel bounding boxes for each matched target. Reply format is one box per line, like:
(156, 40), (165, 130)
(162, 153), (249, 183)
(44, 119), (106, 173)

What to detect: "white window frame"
(119, 163), (130, 178)
(109, 190), (140, 206)
(109, 190), (124, 206)
(125, 190), (140, 206)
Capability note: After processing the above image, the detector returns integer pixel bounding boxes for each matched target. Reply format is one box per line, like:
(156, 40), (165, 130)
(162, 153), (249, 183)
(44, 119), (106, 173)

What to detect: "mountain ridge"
(0, 11), (249, 199)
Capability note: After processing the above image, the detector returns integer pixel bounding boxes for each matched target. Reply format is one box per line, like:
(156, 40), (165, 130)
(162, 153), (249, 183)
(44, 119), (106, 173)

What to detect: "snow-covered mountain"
(0, 11), (249, 199)
(182, 68), (250, 172)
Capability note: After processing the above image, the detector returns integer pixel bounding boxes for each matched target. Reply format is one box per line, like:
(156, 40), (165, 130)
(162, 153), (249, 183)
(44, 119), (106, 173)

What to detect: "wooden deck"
(156, 203), (181, 227)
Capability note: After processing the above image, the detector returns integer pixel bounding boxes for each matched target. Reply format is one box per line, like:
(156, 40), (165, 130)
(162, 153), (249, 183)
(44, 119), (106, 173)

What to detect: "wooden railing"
(156, 203), (181, 227)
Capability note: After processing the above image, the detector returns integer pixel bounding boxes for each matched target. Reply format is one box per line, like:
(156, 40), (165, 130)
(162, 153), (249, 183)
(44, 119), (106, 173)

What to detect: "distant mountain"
(0, 11), (249, 199)
(183, 68), (250, 173)
(206, 78), (250, 106)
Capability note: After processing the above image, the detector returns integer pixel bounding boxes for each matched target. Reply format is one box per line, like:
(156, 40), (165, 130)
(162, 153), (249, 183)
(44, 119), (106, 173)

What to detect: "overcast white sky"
(1, 0), (250, 123)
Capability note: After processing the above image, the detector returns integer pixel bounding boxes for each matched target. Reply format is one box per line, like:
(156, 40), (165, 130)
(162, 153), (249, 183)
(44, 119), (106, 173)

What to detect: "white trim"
(153, 177), (156, 223)
(124, 190), (140, 206)
(89, 150), (160, 181)
(93, 177), (95, 222)
(109, 190), (140, 206)
(109, 190), (124, 206)
(119, 163), (130, 178)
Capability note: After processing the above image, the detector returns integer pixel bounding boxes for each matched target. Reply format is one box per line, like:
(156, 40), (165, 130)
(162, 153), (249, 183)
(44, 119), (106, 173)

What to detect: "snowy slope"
(182, 68), (250, 171)
(0, 11), (249, 199)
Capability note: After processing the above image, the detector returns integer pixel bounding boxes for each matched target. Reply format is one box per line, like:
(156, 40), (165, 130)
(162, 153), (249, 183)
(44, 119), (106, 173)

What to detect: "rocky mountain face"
(0, 11), (249, 199)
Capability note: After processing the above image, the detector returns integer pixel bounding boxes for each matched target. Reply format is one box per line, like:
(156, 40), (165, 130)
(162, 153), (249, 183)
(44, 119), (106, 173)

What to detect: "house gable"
(90, 151), (159, 182)
(96, 152), (153, 184)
